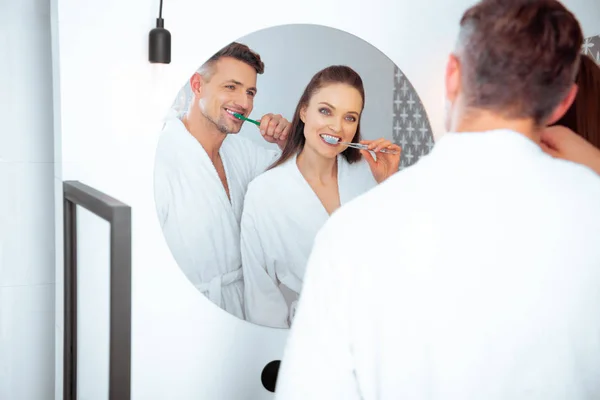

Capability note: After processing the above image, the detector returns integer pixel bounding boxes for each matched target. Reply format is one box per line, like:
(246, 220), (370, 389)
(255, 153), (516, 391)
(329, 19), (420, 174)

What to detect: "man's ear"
(190, 72), (204, 95)
(546, 83), (578, 126)
(445, 53), (461, 105)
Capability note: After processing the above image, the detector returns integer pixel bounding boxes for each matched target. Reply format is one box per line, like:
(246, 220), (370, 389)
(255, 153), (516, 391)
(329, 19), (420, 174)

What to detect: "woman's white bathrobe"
(240, 153), (378, 328)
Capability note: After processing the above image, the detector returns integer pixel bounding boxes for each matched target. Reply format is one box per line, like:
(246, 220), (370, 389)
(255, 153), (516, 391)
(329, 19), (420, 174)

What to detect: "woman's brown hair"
(552, 54), (600, 149)
(268, 65), (365, 170)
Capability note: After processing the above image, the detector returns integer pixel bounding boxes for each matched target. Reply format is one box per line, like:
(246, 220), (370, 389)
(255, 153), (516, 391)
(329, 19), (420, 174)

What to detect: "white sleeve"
(153, 159), (172, 228)
(274, 221), (362, 400)
(251, 142), (282, 178)
(240, 187), (291, 328)
(233, 135), (281, 179)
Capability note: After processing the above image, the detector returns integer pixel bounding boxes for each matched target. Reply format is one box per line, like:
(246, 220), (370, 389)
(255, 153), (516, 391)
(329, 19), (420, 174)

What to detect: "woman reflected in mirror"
(240, 65), (401, 328)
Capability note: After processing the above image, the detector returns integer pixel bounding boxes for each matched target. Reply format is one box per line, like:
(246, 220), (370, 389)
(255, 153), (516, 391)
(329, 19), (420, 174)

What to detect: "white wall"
(0, 0), (55, 399)
(50, 0), (600, 399)
(172, 24), (395, 150)
(74, 208), (111, 399)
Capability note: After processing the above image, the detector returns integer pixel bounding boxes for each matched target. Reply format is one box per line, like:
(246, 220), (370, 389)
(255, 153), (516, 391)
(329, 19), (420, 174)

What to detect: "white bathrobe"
(275, 129), (600, 400)
(154, 113), (280, 319)
(240, 153), (378, 328)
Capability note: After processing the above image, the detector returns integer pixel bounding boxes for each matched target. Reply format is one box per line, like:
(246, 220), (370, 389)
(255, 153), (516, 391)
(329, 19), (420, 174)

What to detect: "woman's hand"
(540, 126), (600, 176)
(359, 138), (402, 183)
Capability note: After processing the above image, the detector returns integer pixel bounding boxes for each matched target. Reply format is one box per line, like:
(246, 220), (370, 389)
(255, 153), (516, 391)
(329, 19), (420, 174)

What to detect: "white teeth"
(320, 134), (340, 144)
(225, 109), (239, 116)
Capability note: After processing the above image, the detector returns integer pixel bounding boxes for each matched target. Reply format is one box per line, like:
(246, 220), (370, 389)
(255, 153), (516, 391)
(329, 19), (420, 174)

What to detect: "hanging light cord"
(159, 0), (163, 19)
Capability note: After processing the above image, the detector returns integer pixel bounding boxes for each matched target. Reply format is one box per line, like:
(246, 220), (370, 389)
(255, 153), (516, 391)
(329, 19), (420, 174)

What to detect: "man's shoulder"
(544, 156), (600, 196)
(224, 135), (280, 164)
(156, 117), (189, 157)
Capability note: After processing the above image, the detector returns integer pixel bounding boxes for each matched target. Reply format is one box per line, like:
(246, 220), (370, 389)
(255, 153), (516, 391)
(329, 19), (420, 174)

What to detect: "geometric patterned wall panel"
(583, 35), (600, 64)
(392, 66), (435, 171)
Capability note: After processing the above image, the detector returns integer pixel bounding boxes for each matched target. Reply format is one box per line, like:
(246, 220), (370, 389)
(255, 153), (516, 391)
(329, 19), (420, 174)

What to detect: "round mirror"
(153, 23), (434, 328)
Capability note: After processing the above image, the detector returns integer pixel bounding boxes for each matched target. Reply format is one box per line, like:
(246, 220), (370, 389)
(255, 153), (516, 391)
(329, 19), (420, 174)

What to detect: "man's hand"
(540, 126), (600, 175)
(259, 113), (291, 150)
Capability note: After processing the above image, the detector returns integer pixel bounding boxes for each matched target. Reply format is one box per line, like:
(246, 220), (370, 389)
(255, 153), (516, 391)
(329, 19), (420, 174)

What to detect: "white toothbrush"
(322, 136), (400, 154)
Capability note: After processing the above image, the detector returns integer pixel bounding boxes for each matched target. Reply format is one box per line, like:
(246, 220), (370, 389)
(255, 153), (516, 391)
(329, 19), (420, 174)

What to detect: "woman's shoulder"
(247, 160), (294, 196)
(243, 164), (298, 217)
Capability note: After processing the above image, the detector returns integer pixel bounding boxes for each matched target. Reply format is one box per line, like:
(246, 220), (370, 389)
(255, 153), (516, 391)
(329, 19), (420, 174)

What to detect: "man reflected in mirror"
(154, 42), (291, 318)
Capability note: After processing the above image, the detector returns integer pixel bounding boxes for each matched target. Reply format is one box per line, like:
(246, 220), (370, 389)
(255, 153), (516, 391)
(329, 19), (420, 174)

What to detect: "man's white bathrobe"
(154, 112), (279, 319)
(240, 153), (378, 328)
(275, 129), (600, 400)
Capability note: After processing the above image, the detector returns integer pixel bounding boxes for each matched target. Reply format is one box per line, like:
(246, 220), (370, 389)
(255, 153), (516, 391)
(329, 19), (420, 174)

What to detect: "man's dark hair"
(456, 0), (583, 124)
(198, 42), (264, 79)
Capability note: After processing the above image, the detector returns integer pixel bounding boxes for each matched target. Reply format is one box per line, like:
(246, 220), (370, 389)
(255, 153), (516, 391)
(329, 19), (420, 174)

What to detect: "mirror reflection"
(153, 24), (434, 328)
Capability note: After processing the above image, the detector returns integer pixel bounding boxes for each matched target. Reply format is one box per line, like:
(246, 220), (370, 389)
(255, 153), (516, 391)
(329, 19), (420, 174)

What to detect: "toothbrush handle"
(344, 142), (399, 155)
(235, 113), (261, 126)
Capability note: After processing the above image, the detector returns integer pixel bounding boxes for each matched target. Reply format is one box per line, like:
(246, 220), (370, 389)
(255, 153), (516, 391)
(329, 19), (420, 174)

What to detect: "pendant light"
(149, 0), (171, 64)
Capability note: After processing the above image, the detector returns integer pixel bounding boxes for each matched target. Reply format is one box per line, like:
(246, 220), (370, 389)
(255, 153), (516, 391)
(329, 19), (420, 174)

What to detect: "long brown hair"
(268, 65), (365, 170)
(552, 54), (600, 149)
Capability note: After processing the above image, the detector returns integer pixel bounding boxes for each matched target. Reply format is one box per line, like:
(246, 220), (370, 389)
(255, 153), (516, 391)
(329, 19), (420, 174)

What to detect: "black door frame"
(63, 180), (132, 400)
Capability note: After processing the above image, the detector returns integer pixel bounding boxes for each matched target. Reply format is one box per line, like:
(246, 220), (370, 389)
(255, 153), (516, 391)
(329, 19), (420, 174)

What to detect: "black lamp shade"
(149, 19), (171, 64)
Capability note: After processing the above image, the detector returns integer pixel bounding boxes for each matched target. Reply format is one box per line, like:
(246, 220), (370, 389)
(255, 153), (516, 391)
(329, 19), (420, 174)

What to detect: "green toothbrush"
(233, 112), (260, 127)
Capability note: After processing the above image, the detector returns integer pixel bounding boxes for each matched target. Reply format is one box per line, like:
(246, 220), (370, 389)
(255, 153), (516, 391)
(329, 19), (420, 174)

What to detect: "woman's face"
(300, 83), (363, 159)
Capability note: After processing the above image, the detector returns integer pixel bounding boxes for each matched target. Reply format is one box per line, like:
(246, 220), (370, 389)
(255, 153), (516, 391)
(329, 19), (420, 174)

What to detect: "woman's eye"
(346, 116), (356, 122)
(319, 108), (330, 115)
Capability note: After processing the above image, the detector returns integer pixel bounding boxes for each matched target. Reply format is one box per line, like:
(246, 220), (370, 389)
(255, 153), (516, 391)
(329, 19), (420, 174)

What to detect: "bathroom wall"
(49, 0), (600, 399)
(0, 0), (56, 398)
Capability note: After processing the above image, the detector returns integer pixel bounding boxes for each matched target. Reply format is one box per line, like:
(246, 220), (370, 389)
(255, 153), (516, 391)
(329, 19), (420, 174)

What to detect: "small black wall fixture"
(149, 0), (171, 64)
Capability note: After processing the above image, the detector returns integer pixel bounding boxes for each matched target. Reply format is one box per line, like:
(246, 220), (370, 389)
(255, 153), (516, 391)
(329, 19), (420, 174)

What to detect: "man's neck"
(452, 109), (541, 145)
(181, 113), (227, 161)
